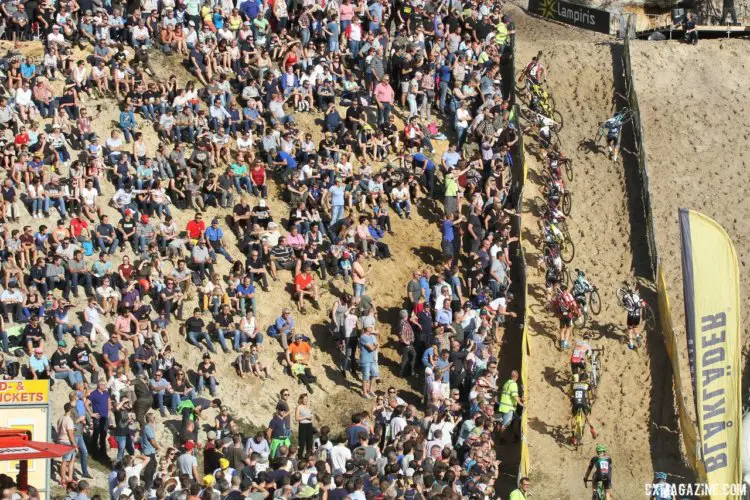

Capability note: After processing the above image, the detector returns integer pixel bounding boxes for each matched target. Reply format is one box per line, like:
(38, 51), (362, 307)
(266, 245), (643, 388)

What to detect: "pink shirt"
(340, 4), (355, 21)
(374, 82), (394, 104)
(287, 233), (305, 249)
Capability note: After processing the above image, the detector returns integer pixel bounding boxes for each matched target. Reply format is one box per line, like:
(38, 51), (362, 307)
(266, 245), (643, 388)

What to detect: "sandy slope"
(631, 39), (750, 407)
(510, 5), (691, 497)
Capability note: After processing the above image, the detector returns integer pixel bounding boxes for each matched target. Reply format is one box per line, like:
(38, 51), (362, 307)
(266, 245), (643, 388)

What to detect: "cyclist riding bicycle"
(584, 444), (613, 500)
(570, 333), (593, 375)
(599, 116), (623, 161)
(570, 372), (597, 443)
(552, 284), (578, 350)
(650, 472), (675, 499)
(622, 287), (642, 350)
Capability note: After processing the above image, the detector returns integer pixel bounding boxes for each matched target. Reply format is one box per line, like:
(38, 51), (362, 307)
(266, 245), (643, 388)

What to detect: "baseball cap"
(184, 440), (195, 451)
(34, 347), (43, 354)
(207, 430), (217, 440)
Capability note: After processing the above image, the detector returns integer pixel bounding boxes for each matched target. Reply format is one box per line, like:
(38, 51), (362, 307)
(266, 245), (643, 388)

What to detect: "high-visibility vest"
(509, 489), (527, 500)
(494, 22), (509, 45)
(498, 379), (518, 413)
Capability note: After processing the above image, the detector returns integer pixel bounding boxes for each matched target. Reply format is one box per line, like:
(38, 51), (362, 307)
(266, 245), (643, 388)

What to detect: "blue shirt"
(359, 334), (376, 363)
(141, 423), (157, 455)
(419, 276), (431, 302)
(412, 153), (435, 171)
(277, 151), (297, 170)
(421, 346), (436, 367)
(368, 3), (384, 23)
(275, 316), (295, 334)
(436, 358), (450, 383)
(437, 65), (452, 84)
(442, 219), (455, 242)
(205, 226), (224, 242)
(88, 389), (110, 418)
(236, 283), (255, 297)
(329, 185), (346, 206)
(240, 0), (261, 19)
(102, 341), (123, 362)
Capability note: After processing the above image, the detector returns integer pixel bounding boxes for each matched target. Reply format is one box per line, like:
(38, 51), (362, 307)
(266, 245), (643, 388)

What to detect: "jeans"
(234, 177), (252, 194)
(153, 391), (180, 413)
(29, 198), (43, 215)
(439, 81), (450, 113)
(45, 197), (67, 217)
(75, 434), (90, 476)
(187, 331), (216, 353)
(331, 205), (344, 224)
(197, 375), (217, 395)
(96, 237), (120, 254)
(114, 434), (134, 463)
(393, 200), (412, 216)
(54, 370), (84, 387)
(55, 324), (81, 343)
(353, 283), (365, 297)
(399, 345), (417, 376)
(217, 328), (244, 353)
(238, 296), (256, 316)
(376, 102), (392, 126)
(90, 416), (107, 453)
(68, 272), (93, 298)
(121, 127), (134, 143)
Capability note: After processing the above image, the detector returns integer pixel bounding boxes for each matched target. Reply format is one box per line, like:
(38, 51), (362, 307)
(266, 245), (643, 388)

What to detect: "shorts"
(570, 360), (586, 374)
(559, 315), (572, 328)
(595, 474), (612, 490)
(400, 81), (409, 93)
(627, 313), (641, 328)
(62, 449), (77, 461)
(607, 134), (619, 146)
(572, 402), (590, 415)
(501, 409), (516, 427)
(361, 362), (379, 381)
(546, 274), (559, 289)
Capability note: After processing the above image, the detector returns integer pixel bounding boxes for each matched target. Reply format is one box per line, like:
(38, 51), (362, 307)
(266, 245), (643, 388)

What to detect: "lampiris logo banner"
(680, 208), (742, 496)
(528, 0), (611, 34)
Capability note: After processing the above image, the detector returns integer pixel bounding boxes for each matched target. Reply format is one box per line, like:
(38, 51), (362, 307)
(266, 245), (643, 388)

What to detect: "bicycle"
(584, 478), (607, 500)
(518, 104), (564, 147)
(572, 271), (601, 328)
(589, 347), (604, 402)
(572, 406), (586, 450)
(540, 178), (572, 216)
(542, 248), (571, 288)
(548, 150), (574, 182)
(543, 227), (575, 264)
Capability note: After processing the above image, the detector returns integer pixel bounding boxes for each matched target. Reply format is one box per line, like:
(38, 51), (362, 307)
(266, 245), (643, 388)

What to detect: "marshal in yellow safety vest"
(494, 22), (508, 46)
(498, 377), (519, 413)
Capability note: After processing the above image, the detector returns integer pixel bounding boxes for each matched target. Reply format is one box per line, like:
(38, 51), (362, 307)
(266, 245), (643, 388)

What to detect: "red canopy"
(0, 430), (73, 461)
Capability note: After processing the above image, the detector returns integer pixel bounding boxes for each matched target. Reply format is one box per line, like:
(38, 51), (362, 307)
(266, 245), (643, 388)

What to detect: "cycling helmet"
(596, 444), (607, 453)
(577, 269), (586, 277)
(582, 333), (591, 340)
(655, 472), (667, 481)
(559, 284), (568, 292)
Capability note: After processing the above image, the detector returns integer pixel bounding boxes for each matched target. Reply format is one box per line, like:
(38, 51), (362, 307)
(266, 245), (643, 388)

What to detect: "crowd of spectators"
(0, 0), (529, 497)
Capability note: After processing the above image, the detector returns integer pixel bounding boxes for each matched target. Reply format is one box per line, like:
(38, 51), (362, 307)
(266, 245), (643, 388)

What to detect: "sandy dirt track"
(631, 39), (750, 404)
(511, 5), (692, 497)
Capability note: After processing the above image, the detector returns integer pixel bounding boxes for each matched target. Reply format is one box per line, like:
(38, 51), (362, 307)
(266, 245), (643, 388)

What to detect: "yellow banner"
(679, 209), (742, 496)
(656, 265), (702, 476)
(0, 381), (49, 405)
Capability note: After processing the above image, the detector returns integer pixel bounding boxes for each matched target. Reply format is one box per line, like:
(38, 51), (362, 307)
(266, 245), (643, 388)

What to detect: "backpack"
(82, 240), (94, 256)
(6, 361), (19, 378)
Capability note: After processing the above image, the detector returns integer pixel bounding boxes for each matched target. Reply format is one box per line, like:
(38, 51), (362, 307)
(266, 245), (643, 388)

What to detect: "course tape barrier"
(622, 20), (658, 280)
(624, 17), (703, 483)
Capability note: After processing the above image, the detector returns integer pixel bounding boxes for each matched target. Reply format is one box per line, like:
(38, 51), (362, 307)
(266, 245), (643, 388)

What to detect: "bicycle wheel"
(547, 94), (556, 114)
(615, 287), (628, 309)
(515, 71), (529, 97)
(561, 237), (575, 263)
(573, 410), (584, 450)
(553, 109), (564, 131)
(589, 289), (602, 315)
(563, 158), (574, 182)
(562, 191), (572, 216)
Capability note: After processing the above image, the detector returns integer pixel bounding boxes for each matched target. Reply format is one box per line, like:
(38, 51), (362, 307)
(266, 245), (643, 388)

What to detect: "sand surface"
(631, 38), (750, 410)
(512, 5), (692, 497)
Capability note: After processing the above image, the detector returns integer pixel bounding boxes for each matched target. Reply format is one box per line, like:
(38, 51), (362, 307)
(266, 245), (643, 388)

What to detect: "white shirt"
(14, 88), (32, 106)
(330, 444), (352, 473)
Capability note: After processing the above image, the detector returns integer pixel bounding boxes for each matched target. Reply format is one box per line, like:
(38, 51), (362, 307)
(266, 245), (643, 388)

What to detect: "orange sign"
(0, 381), (49, 405)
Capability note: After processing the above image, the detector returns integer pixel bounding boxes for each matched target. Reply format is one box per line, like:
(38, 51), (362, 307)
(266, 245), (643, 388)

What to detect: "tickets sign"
(0, 381), (49, 405)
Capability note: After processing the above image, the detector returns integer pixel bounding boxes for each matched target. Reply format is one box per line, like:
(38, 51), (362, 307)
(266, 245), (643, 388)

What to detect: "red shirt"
(69, 218), (88, 237)
(14, 133), (29, 146)
(250, 167), (266, 186)
(186, 220), (205, 239)
(294, 273), (313, 290)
